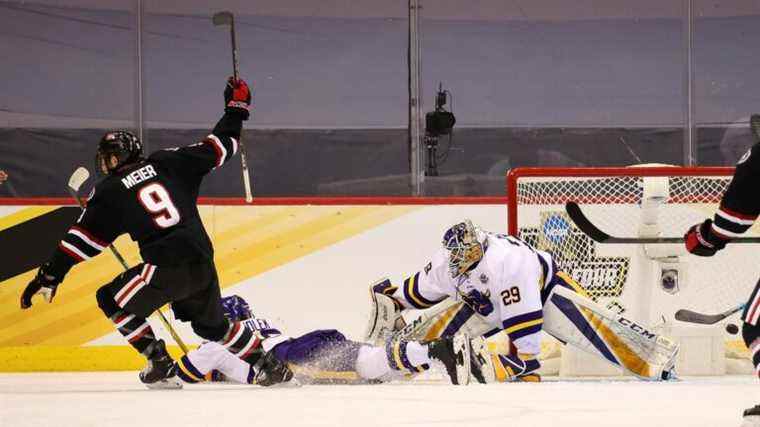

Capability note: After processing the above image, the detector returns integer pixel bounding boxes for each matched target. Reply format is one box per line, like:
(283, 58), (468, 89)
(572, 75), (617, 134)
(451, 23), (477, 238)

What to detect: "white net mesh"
(511, 168), (760, 330)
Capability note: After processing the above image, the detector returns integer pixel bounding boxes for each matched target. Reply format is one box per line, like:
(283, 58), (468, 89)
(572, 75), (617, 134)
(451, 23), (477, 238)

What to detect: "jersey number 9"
(138, 183), (181, 229)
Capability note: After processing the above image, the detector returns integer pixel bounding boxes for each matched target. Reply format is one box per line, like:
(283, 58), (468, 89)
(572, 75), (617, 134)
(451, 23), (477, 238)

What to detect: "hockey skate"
(742, 404), (760, 427)
(427, 333), (470, 385)
(139, 339), (182, 390)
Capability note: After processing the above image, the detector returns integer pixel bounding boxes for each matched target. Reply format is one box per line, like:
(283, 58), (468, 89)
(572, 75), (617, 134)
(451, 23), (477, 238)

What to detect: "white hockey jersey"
(395, 232), (554, 356)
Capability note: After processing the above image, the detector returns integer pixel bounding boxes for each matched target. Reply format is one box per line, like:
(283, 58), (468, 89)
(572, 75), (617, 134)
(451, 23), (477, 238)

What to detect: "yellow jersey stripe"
(405, 273), (431, 309)
(178, 359), (203, 382)
(503, 318), (543, 336)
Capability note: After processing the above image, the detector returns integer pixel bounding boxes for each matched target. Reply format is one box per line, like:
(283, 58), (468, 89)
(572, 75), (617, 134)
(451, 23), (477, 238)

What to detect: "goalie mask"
(96, 130), (143, 175)
(442, 219), (485, 278)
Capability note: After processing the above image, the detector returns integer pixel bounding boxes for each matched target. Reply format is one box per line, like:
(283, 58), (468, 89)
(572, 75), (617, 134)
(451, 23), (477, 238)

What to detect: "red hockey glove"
(684, 219), (727, 257)
(224, 77), (252, 120)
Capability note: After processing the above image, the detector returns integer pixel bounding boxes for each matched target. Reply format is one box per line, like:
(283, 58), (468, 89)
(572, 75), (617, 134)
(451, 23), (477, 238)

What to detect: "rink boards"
(0, 200), (505, 371)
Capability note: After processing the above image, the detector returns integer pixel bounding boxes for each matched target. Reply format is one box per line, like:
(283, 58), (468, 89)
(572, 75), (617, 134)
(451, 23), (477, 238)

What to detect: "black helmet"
(96, 130), (143, 175)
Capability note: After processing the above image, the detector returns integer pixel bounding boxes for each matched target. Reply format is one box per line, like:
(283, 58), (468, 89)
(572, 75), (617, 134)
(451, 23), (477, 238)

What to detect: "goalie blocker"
(366, 221), (678, 382)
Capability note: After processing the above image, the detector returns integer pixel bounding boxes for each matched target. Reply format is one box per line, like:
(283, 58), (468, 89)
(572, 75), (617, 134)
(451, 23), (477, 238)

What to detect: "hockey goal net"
(507, 166), (759, 375)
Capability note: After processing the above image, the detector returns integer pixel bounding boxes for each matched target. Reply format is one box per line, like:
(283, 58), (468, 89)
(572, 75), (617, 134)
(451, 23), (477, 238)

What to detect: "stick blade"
(565, 201), (610, 243)
(674, 309), (722, 325)
(68, 167), (90, 191)
(212, 11), (234, 26)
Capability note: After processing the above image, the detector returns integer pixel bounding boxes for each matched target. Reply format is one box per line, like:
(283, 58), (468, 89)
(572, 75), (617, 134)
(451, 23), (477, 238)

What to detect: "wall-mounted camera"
(425, 83), (456, 176)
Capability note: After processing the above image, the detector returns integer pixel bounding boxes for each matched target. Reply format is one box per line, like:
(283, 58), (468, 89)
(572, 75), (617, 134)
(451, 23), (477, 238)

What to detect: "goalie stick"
(67, 167), (190, 354)
(565, 201), (760, 244)
(213, 10), (253, 203)
(674, 303), (745, 325)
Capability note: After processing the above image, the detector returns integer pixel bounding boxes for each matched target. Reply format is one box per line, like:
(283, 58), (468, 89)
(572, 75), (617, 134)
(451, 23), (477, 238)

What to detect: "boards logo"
(520, 212), (629, 301)
(542, 214), (570, 244)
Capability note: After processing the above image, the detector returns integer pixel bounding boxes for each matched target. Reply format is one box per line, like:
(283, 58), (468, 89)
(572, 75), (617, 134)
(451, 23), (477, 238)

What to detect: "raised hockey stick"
(674, 303), (745, 325)
(750, 114), (760, 142)
(67, 167), (190, 354)
(565, 201), (760, 244)
(213, 10), (253, 203)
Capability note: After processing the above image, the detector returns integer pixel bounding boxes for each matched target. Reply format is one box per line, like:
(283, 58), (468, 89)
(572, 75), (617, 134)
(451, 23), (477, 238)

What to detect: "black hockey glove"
(20, 262), (61, 309)
(252, 350), (293, 387)
(224, 77), (252, 120)
(684, 219), (727, 257)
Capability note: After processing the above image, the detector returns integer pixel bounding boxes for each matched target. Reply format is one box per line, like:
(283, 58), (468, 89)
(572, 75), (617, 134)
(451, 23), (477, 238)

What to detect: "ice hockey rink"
(0, 372), (757, 427)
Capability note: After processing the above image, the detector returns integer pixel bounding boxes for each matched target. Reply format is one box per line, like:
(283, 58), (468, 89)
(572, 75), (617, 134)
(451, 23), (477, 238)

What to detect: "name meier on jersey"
(121, 164), (158, 189)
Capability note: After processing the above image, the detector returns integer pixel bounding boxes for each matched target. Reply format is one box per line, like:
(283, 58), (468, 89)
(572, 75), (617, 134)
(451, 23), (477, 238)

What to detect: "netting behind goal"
(507, 166), (760, 375)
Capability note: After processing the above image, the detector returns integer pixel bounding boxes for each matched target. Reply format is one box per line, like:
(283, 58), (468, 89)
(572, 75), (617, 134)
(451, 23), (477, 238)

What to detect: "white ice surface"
(1, 373), (758, 427)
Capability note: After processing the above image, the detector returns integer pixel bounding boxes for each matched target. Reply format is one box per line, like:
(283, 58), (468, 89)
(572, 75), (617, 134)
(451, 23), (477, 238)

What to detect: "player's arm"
(151, 78), (252, 176)
(20, 190), (119, 309)
(378, 251), (450, 311)
(365, 253), (451, 344)
(685, 141), (760, 256)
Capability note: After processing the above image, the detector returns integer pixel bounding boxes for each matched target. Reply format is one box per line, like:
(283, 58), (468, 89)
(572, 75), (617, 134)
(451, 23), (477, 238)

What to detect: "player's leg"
(740, 279), (760, 426)
(173, 263), (261, 360)
(355, 333), (471, 385)
(541, 270), (678, 380)
(174, 341), (293, 386)
(95, 263), (180, 389)
(741, 278), (760, 379)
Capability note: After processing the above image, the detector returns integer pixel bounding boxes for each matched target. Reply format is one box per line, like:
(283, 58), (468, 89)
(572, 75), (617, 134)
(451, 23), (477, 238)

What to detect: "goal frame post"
(506, 166), (736, 236)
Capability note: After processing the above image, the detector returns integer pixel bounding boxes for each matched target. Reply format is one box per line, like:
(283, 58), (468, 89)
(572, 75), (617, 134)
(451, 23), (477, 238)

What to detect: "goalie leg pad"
(544, 277), (678, 380)
(469, 336), (541, 383)
(391, 299), (494, 343)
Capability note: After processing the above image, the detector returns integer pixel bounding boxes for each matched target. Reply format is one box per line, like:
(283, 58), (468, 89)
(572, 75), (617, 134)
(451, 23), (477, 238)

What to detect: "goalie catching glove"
(20, 262), (61, 309)
(364, 278), (406, 345)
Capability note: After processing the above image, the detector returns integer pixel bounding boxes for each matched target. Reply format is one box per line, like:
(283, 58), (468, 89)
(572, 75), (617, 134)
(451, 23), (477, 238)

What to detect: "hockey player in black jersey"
(685, 114), (760, 426)
(19, 77), (292, 389)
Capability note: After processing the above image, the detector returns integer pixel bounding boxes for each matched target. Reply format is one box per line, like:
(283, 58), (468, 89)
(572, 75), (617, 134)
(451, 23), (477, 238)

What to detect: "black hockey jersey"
(712, 142), (760, 239)
(46, 112), (243, 279)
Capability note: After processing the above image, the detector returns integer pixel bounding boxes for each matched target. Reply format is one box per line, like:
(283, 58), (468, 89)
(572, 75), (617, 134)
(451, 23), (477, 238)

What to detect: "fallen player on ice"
(171, 294), (472, 386)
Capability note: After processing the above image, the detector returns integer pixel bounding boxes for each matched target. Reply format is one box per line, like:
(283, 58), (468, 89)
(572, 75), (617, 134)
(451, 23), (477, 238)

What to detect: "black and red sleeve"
(46, 188), (120, 280)
(712, 142), (760, 239)
(150, 111), (243, 176)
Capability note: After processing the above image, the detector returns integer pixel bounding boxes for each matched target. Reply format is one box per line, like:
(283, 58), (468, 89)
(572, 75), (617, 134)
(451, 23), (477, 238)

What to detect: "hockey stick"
(750, 114), (760, 142)
(67, 167), (190, 354)
(213, 10), (253, 203)
(674, 303), (745, 325)
(565, 201), (760, 244)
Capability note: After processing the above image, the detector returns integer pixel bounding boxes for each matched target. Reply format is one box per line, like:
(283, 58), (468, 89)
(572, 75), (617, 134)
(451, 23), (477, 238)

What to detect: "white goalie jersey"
(392, 232), (553, 358)
(377, 226), (679, 381)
